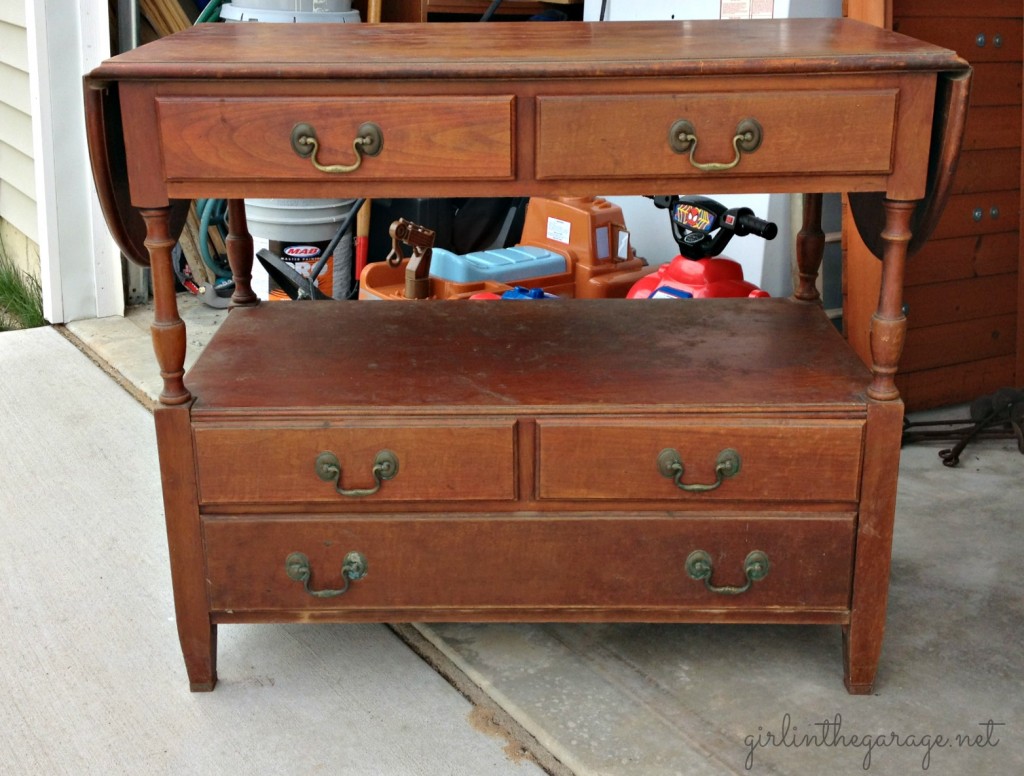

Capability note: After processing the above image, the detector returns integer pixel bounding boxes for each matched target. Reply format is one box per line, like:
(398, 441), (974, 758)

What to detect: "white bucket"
(221, 1), (361, 298)
(244, 198), (358, 243)
(219, 0), (360, 23)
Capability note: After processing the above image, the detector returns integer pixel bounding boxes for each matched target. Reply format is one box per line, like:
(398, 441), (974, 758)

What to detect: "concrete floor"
(0, 326), (547, 775)
(54, 295), (1024, 775)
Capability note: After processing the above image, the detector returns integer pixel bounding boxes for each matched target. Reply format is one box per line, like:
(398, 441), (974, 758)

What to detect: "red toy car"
(627, 195), (775, 300)
(627, 255), (770, 299)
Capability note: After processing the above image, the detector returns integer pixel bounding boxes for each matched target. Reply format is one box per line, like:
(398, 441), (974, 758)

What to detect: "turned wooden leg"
(843, 201), (912, 693)
(843, 398), (903, 693)
(155, 405), (217, 691)
(142, 207), (191, 405)
(226, 198), (259, 308)
(867, 199), (914, 401)
(794, 193), (825, 303)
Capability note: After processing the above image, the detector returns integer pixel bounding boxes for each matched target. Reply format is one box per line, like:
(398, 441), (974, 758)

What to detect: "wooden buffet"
(84, 19), (970, 693)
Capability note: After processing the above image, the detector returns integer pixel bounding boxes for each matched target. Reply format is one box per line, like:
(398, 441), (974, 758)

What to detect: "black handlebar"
(735, 213), (778, 240)
(648, 195), (777, 259)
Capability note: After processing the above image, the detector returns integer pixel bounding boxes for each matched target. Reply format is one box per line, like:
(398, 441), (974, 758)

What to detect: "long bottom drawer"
(203, 514), (855, 613)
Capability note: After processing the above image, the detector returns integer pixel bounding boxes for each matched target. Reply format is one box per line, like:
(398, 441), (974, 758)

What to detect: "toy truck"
(358, 196), (655, 300)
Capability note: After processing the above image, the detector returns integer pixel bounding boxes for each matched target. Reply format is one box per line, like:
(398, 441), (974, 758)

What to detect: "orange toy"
(358, 197), (654, 301)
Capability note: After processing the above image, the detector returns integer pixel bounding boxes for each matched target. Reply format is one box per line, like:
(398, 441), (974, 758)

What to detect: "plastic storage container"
(219, 0), (360, 23)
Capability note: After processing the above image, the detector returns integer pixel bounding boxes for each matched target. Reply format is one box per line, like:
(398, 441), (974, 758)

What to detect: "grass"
(0, 239), (46, 331)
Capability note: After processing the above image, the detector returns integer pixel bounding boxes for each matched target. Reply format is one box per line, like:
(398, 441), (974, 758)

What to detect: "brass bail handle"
(669, 118), (763, 172)
(315, 450), (399, 498)
(285, 551), (368, 598)
(685, 549), (770, 595)
(658, 447), (741, 493)
(291, 121), (383, 174)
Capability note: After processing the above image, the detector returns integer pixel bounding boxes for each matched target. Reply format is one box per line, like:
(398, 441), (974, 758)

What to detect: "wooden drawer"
(928, 189), (1020, 240)
(962, 104), (1022, 150)
(193, 421), (517, 505)
(894, 18), (1022, 64)
(895, 0), (1021, 19)
(203, 514), (856, 613)
(535, 420), (864, 502)
(156, 96), (514, 182)
(966, 62), (1023, 107)
(906, 231), (1019, 285)
(900, 314), (1017, 372)
(951, 148), (1020, 194)
(535, 90), (896, 180)
(904, 273), (1018, 329)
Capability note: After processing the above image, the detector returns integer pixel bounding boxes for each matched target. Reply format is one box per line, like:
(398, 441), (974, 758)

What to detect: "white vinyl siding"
(0, 5), (38, 244)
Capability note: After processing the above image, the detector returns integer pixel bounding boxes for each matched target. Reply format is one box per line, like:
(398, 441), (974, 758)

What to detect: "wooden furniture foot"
(841, 624), (877, 694)
(184, 623), (218, 692)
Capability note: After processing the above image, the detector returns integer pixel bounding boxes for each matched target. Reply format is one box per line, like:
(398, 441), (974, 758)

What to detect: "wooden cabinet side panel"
(843, 398), (902, 693)
(844, 0), (1023, 408)
(1019, 43), (1024, 386)
(929, 190), (1020, 241)
(120, 84), (169, 208)
(894, 0), (1022, 18)
(904, 231), (1019, 286)
(902, 272), (1018, 329)
(893, 18), (1022, 63)
(895, 356), (1017, 410)
(154, 405), (216, 690)
(845, 0), (890, 29)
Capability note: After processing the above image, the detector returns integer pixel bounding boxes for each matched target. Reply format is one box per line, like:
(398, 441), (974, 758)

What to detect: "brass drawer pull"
(291, 121), (383, 174)
(668, 118), (763, 171)
(315, 449), (399, 497)
(685, 549), (769, 595)
(286, 551), (368, 598)
(658, 447), (741, 493)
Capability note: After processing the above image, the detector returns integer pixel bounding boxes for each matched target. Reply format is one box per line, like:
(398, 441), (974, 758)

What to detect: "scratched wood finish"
(185, 299), (871, 413)
(89, 20), (963, 82)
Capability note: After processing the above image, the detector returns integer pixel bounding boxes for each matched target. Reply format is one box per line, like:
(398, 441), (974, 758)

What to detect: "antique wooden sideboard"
(84, 20), (969, 693)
